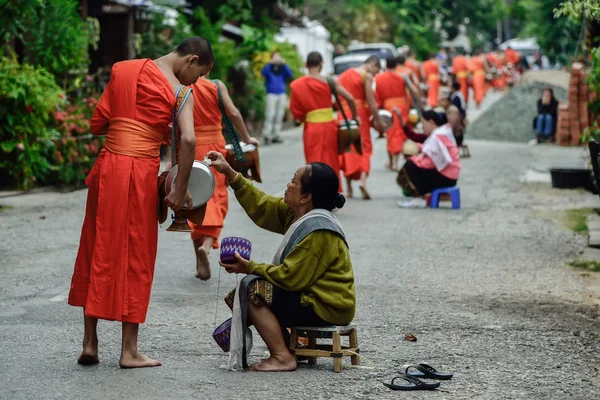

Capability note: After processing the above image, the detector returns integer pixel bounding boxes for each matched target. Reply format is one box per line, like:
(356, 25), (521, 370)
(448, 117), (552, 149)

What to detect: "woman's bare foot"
(119, 351), (162, 369)
(249, 355), (297, 372)
(194, 246), (211, 280)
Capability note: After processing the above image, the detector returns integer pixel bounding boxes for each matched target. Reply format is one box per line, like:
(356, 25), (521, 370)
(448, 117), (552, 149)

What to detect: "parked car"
(346, 42), (398, 69)
(332, 54), (370, 76)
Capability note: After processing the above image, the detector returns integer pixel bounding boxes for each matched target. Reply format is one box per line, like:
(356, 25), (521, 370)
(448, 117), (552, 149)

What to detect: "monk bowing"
(290, 51), (358, 189)
(337, 56), (384, 199)
(68, 37), (214, 368)
(376, 57), (416, 172)
(189, 76), (260, 280)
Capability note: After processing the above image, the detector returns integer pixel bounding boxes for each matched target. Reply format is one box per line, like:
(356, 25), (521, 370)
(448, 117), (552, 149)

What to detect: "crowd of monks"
(66, 35), (524, 369)
(289, 46), (522, 199)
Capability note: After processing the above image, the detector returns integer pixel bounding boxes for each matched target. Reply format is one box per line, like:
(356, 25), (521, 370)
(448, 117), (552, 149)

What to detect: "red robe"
(68, 59), (176, 323)
(375, 71), (409, 156)
(451, 55), (469, 102)
(189, 78), (228, 247)
(337, 68), (372, 180)
(468, 57), (487, 106)
(422, 59), (440, 107)
(289, 76), (340, 184)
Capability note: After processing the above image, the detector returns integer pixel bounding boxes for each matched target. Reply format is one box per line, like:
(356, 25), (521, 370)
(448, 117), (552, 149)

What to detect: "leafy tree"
(520, 0), (582, 65)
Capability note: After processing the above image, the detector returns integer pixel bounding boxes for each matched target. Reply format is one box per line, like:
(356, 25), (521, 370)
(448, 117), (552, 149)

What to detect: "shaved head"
(175, 36), (214, 66)
(306, 51), (323, 67)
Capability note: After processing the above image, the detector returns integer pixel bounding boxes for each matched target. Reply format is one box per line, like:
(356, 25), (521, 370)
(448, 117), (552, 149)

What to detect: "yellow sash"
(306, 108), (335, 123)
(456, 71), (469, 78)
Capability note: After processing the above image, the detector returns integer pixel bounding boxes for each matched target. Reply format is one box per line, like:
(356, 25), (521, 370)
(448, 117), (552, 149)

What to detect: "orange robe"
(289, 76), (340, 184)
(422, 59), (440, 107)
(492, 56), (507, 89)
(337, 69), (372, 180)
(505, 48), (519, 66)
(406, 60), (422, 82)
(68, 59), (176, 323)
(468, 57), (487, 106)
(189, 78), (228, 247)
(451, 55), (469, 102)
(375, 71), (409, 156)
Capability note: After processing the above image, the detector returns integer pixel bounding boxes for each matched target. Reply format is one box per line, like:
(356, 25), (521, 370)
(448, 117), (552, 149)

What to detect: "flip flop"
(402, 363), (453, 380)
(383, 374), (440, 391)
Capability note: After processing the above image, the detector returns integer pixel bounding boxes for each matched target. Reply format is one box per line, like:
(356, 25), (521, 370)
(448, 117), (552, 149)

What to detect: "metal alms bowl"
(164, 160), (215, 210)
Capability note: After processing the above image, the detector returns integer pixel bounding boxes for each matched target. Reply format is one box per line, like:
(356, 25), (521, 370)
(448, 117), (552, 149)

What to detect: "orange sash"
(194, 125), (223, 145)
(383, 97), (408, 109)
(456, 71), (469, 78)
(104, 117), (162, 158)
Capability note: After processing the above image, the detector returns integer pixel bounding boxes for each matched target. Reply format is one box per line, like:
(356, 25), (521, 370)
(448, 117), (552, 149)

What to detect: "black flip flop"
(402, 363), (453, 380)
(383, 374), (440, 391)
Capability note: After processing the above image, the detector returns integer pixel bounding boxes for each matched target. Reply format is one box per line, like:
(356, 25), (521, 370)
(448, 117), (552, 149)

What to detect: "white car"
(346, 42), (398, 69)
(332, 54), (370, 76)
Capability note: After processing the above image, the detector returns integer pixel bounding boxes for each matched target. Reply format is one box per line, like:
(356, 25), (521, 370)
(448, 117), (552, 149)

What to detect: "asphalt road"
(1, 122), (599, 399)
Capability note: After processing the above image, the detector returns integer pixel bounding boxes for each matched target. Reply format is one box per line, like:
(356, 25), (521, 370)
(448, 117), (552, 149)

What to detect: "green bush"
(0, 55), (64, 189)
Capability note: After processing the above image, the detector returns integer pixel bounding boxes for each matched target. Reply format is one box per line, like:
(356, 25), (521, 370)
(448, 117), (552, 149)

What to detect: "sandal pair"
(383, 363), (453, 391)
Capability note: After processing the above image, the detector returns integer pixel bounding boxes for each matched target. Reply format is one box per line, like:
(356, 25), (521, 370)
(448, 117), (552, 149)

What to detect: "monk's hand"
(165, 187), (192, 212)
(218, 252), (249, 274)
(355, 117), (362, 126)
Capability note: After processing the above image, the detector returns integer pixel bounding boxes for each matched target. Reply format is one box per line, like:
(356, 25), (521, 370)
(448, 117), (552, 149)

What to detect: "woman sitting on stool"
(396, 110), (461, 208)
(533, 87), (558, 143)
(205, 151), (355, 372)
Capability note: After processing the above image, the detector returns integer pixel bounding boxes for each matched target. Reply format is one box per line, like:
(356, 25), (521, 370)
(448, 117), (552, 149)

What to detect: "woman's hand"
(205, 151), (238, 181)
(218, 252), (250, 274)
(246, 136), (261, 148)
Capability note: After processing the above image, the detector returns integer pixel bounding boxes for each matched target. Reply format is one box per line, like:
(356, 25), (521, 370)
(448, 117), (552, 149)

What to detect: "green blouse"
(229, 174), (356, 325)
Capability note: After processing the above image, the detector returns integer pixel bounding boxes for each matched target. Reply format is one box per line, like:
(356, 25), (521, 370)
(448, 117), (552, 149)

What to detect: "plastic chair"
(430, 187), (460, 209)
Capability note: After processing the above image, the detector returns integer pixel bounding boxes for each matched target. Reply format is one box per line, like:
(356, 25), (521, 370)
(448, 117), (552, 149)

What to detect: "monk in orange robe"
(290, 51), (358, 192)
(468, 50), (489, 108)
(337, 56), (385, 199)
(189, 77), (260, 280)
(377, 57), (412, 171)
(405, 48), (422, 83)
(490, 50), (508, 90)
(451, 50), (469, 104)
(421, 54), (441, 107)
(68, 37), (214, 369)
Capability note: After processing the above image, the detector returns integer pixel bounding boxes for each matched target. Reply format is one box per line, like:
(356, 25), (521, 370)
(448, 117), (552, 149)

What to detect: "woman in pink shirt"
(396, 110), (461, 208)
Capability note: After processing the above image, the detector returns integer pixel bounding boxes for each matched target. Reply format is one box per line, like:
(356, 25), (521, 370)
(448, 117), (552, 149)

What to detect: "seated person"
(396, 110), (461, 208)
(533, 88), (558, 143)
(205, 151), (355, 372)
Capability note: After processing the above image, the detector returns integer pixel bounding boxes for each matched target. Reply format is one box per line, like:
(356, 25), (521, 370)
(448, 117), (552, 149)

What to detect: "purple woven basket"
(212, 318), (232, 352)
(220, 236), (252, 264)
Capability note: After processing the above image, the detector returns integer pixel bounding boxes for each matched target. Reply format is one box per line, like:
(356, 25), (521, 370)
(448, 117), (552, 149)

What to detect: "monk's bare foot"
(77, 351), (99, 365)
(346, 188), (353, 198)
(119, 352), (162, 369)
(359, 185), (371, 200)
(249, 355), (297, 372)
(77, 340), (99, 365)
(195, 247), (211, 280)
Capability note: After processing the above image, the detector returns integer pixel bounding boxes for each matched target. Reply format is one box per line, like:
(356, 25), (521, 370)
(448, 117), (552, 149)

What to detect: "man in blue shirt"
(261, 51), (293, 145)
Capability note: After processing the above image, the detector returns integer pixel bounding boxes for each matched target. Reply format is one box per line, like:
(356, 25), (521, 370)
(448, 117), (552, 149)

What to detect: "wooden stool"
(289, 325), (359, 373)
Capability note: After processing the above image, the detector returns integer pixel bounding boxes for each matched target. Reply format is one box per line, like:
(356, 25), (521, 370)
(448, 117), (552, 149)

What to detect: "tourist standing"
(261, 51), (293, 145)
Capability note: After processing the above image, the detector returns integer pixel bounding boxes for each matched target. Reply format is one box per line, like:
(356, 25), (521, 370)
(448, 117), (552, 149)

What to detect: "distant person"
(533, 87), (558, 144)
(261, 51), (293, 145)
(449, 81), (466, 118)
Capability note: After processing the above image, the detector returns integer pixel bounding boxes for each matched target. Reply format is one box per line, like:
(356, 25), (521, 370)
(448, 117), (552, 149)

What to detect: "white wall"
(275, 20), (334, 75)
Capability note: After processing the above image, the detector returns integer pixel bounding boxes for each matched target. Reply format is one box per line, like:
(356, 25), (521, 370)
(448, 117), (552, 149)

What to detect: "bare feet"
(359, 185), (371, 200)
(77, 346), (99, 366)
(119, 351), (162, 369)
(249, 355), (297, 372)
(194, 244), (211, 280)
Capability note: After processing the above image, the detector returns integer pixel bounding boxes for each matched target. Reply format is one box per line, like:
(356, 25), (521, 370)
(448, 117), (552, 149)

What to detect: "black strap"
(212, 80), (246, 163)
(390, 375), (426, 387)
(325, 76), (351, 130)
